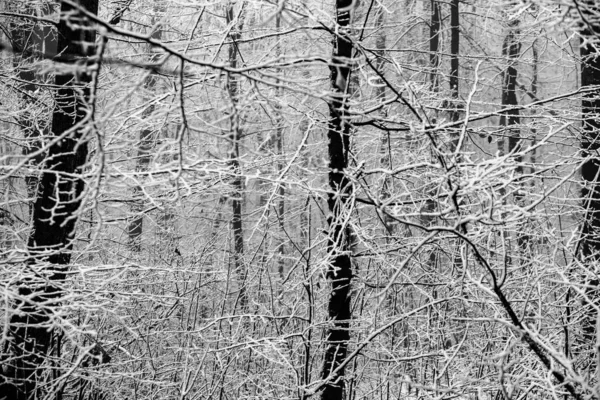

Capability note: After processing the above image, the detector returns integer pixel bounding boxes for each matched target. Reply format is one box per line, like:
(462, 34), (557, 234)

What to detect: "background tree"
(127, 1), (163, 253)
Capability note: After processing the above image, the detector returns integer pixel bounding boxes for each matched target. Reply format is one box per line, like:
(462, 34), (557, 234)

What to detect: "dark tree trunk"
(499, 19), (521, 161)
(226, 2), (248, 311)
(499, 19), (527, 254)
(320, 1), (354, 399)
(530, 38), (538, 173)
(579, 2), (600, 353)
(0, 1), (99, 399)
(449, 0), (459, 124)
(447, 0), (461, 157)
(423, 0), (440, 269)
(274, 12), (286, 283)
(429, 0), (441, 90)
(128, 8), (163, 252)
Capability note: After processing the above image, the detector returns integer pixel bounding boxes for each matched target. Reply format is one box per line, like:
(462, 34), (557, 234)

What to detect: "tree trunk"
(579, 1), (600, 358)
(257, 12), (286, 285)
(449, 0), (459, 126)
(499, 19), (526, 255)
(320, 1), (354, 399)
(424, 0), (441, 232)
(429, 0), (441, 91)
(499, 19), (521, 161)
(128, 4), (163, 252)
(530, 38), (538, 173)
(226, 1), (248, 311)
(0, 1), (99, 399)
(274, 13), (286, 284)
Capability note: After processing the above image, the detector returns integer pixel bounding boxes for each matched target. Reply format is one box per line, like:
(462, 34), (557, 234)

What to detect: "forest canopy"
(1, 1), (600, 399)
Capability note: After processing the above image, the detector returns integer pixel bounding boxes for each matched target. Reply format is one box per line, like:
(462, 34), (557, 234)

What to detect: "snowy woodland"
(1, 0), (600, 399)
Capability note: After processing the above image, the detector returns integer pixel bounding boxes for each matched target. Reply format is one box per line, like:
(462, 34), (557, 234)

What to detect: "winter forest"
(2, 0), (600, 399)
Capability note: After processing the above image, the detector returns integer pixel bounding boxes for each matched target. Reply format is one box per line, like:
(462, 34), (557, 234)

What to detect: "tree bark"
(429, 0), (441, 91)
(274, 12), (286, 284)
(447, 0), (461, 157)
(499, 19), (526, 256)
(530, 38), (538, 173)
(226, 1), (248, 312)
(449, 0), (459, 125)
(320, 1), (354, 399)
(499, 19), (521, 161)
(0, 1), (99, 399)
(127, 4), (163, 252)
(579, 1), (600, 358)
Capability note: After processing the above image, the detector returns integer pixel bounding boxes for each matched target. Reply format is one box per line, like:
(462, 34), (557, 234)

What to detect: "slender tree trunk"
(429, 0), (441, 91)
(226, 1), (248, 311)
(423, 0), (443, 375)
(0, 1), (99, 398)
(274, 13), (286, 282)
(128, 4), (163, 252)
(274, 129), (286, 282)
(499, 19), (526, 255)
(423, 1), (441, 233)
(530, 38), (538, 173)
(446, 0), (463, 252)
(374, 4), (396, 236)
(320, 1), (354, 399)
(579, 2), (600, 358)
(449, 0), (459, 126)
(257, 12), (286, 284)
(374, 4), (386, 115)
(499, 19), (521, 161)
